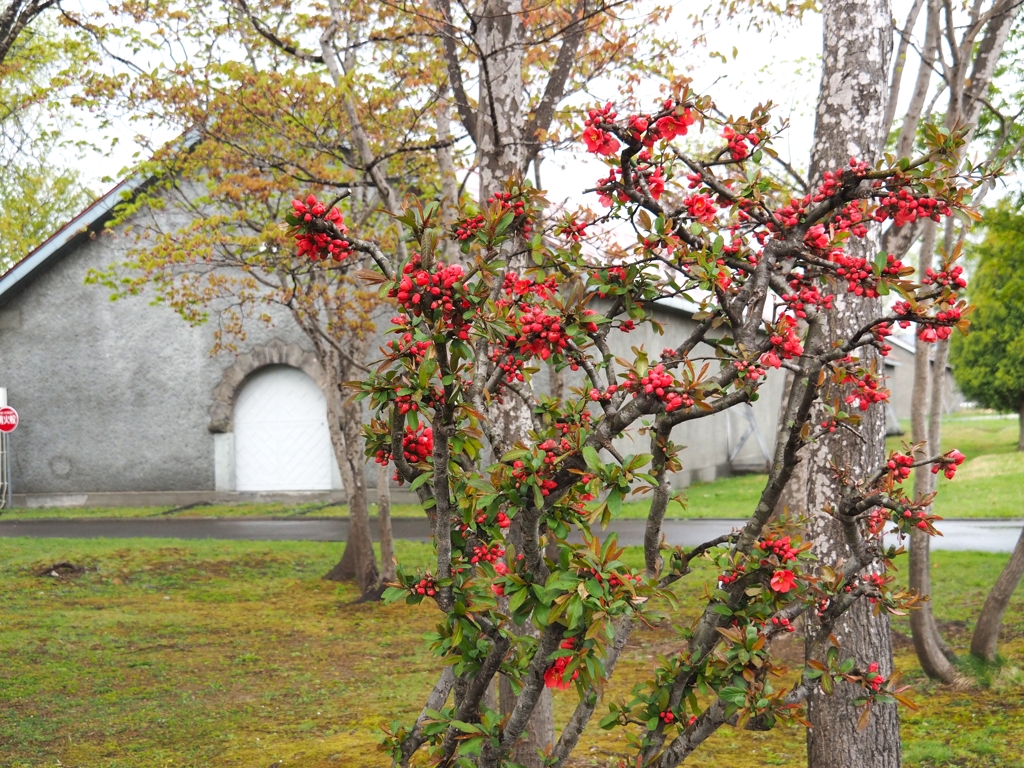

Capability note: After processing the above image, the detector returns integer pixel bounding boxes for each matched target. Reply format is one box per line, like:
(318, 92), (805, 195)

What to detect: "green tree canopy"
(951, 204), (1024, 448)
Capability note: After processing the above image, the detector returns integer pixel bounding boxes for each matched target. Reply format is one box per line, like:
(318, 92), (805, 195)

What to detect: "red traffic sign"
(0, 406), (18, 433)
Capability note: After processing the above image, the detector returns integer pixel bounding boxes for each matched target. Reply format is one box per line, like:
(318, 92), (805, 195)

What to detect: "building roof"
(0, 174), (150, 310)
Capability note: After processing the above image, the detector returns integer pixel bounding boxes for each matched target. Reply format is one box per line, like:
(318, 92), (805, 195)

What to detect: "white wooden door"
(233, 366), (334, 491)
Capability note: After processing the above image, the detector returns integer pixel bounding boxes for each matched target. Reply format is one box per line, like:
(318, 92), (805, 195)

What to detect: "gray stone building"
(0, 176), (944, 508)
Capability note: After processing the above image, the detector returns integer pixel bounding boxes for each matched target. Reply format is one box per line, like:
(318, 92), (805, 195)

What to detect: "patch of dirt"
(35, 562), (86, 579)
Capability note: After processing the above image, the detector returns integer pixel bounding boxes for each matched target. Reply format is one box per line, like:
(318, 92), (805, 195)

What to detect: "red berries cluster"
(932, 449), (966, 479)
(403, 426), (433, 463)
(923, 264), (967, 290)
(543, 639), (579, 690)
(510, 458), (559, 498)
(488, 191), (532, 236)
(470, 543), (505, 564)
(509, 306), (570, 362)
(557, 219), (588, 242)
(842, 372), (888, 412)
(626, 364), (693, 412)
(885, 452), (914, 482)
(589, 384), (620, 402)
(873, 189), (951, 227)
(830, 251), (905, 299)
(782, 281), (834, 319)
(900, 507), (932, 531)
(759, 534), (797, 563)
(390, 254), (472, 339)
(684, 193), (717, 224)
(721, 126), (758, 160)
(733, 360), (767, 383)
(414, 576), (437, 597)
(454, 214), (485, 241)
(769, 616), (795, 633)
(812, 160), (871, 203)
(719, 563), (746, 585)
(384, 332), (431, 362)
(917, 307), (963, 343)
(760, 315), (804, 369)
(292, 195), (353, 261)
(659, 710), (676, 724)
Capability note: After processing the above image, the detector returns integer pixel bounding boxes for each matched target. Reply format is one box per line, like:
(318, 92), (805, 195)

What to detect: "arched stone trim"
(208, 339), (326, 433)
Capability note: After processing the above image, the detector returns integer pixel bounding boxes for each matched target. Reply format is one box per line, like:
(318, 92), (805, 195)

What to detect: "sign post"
(0, 388), (12, 509)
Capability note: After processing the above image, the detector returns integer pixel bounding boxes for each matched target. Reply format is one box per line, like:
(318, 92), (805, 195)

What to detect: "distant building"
(0, 177), (952, 508)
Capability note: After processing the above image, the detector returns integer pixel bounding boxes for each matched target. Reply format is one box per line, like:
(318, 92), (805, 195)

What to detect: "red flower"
(582, 126), (620, 156)
(770, 569), (797, 593)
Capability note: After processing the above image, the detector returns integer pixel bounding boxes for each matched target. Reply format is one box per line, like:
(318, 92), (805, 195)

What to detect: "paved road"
(0, 517), (1020, 552)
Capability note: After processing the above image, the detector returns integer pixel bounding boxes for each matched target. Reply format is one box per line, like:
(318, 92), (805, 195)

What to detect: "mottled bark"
(378, 461), (397, 583)
(970, 524), (1024, 661)
(324, 395), (380, 596)
(907, 222), (960, 681)
(475, 0), (526, 200)
(804, 1), (899, 766)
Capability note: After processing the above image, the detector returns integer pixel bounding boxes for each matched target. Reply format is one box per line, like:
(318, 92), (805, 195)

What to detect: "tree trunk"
(803, 1), (899, 766)
(474, 2), (553, 761)
(907, 222), (960, 682)
(1018, 397), (1024, 452)
(378, 461), (397, 583)
(970, 523), (1024, 661)
(323, 396), (380, 596)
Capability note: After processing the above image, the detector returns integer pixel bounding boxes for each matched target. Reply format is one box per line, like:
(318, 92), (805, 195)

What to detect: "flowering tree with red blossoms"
(283, 89), (979, 767)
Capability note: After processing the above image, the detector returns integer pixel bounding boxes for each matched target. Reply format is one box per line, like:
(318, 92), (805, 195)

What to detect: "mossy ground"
(2, 538), (1023, 767)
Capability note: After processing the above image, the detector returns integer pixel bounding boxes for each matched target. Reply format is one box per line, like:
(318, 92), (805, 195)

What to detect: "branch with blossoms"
(279, 86), (986, 768)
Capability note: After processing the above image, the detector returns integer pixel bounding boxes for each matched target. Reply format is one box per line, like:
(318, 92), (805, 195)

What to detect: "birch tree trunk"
(803, 2), (900, 765)
(908, 222), (960, 682)
(323, 395), (381, 596)
(378, 461), (397, 583)
(970, 525), (1024, 661)
(474, 3), (553, 761)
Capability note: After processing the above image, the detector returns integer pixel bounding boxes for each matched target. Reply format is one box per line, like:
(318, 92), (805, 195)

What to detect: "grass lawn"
(2, 537), (1023, 767)
(3, 413), (1020, 522)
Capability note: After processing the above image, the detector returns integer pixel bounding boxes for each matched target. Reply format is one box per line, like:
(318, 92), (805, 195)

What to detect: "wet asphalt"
(0, 516), (1020, 552)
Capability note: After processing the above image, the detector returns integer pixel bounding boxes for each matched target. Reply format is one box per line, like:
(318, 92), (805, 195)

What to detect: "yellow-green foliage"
(2, 538), (1023, 766)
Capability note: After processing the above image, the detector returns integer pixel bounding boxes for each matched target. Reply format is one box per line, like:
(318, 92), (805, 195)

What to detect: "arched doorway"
(233, 365), (334, 491)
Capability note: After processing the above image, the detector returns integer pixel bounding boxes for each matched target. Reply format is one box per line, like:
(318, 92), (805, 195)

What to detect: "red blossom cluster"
(625, 364), (693, 412)
(872, 189), (951, 227)
(557, 218), (588, 242)
(760, 315), (804, 369)
(885, 451), (914, 482)
(721, 126), (758, 160)
(389, 255), (472, 340)
(684, 193), (717, 224)
(842, 371), (888, 412)
(384, 331), (430, 362)
(488, 190), (532, 236)
(922, 264), (967, 290)
(758, 534), (797, 563)
(864, 662), (885, 691)
(719, 562), (746, 586)
(932, 449), (966, 479)
(781, 280), (834, 319)
(291, 195), (353, 261)
(544, 639), (580, 690)
(582, 103), (620, 155)
(829, 251), (905, 299)
(454, 214), (485, 241)
(769, 569), (797, 593)
(899, 506), (933, 531)
(733, 360), (767, 383)
(589, 383), (620, 402)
